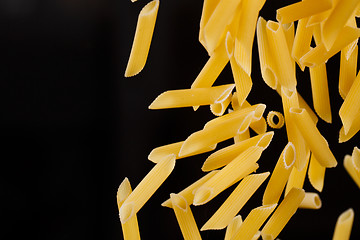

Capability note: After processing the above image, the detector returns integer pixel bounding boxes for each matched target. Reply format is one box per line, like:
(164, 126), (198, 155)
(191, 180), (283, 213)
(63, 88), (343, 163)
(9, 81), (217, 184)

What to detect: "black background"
(1, 0), (360, 239)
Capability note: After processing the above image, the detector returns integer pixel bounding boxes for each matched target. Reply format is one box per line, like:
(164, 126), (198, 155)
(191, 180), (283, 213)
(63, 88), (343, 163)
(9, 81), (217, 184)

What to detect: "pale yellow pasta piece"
(117, 178), (141, 240)
(266, 20), (297, 91)
(300, 26), (360, 67)
(308, 154), (326, 192)
(225, 215), (243, 240)
(230, 57), (253, 108)
(170, 194), (202, 240)
(309, 63), (332, 123)
(339, 44), (358, 99)
(261, 188), (305, 240)
(299, 192), (322, 209)
(210, 92), (232, 116)
(199, 0), (221, 52)
(351, 147), (360, 178)
(193, 146), (264, 205)
(290, 107), (337, 168)
(241, 101), (268, 134)
(285, 152), (310, 195)
(332, 208), (354, 240)
(233, 129), (250, 144)
(201, 172), (270, 230)
(282, 22), (296, 74)
(266, 111), (284, 129)
(202, 131), (274, 172)
(339, 117), (360, 143)
(340, 70), (360, 135)
(276, 0), (332, 24)
(343, 16), (358, 59)
(162, 170), (219, 208)
(281, 87), (308, 171)
(297, 92), (319, 124)
(234, 0), (266, 76)
(321, 0), (359, 50)
(148, 141), (216, 163)
(149, 84), (234, 109)
(124, 0), (159, 77)
(292, 17), (312, 70)
(256, 17), (278, 90)
(119, 154), (176, 223)
(343, 155), (360, 188)
(263, 143), (295, 205)
(231, 204), (277, 240)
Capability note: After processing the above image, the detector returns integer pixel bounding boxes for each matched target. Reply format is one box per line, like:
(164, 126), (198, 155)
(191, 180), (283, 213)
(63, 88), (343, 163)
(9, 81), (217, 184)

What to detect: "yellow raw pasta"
(309, 63), (332, 123)
(170, 194), (202, 240)
(233, 129), (251, 143)
(210, 91), (232, 116)
(332, 208), (355, 240)
(299, 192), (322, 209)
(225, 215), (243, 240)
(162, 170), (219, 208)
(119, 154), (176, 223)
(202, 131), (274, 172)
(339, 45), (358, 99)
(351, 147), (360, 178)
(276, 0), (332, 24)
(266, 111), (284, 129)
(308, 154), (326, 192)
(125, 0), (159, 77)
(290, 107), (337, 168)
(117, 178), (141, 240)
(292, 17), (313, 71)
(199, 0), (221, 52)
(193, 146), (264, 205)
(231, 204), (277, 240)
(343, 155), (360, 188)
(261, 188), (305, 240)
(201, 172), (270, 230)
(339, 118), (360, 143)
(263, 142), (295, 205)
(241, 100), (268, 134)
(285, 152), (310, 195)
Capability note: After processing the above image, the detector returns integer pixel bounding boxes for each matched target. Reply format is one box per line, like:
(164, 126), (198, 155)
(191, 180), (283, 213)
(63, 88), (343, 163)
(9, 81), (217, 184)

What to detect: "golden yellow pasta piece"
(202, 131), (274, 172)
(299, 192), (322, 209)
(210, 92), (232, 116)
(290, 107), (337, 168)
(231, 204), (277, 240)
(281, 87), (308, 171)
(351, 147), (360, 178)
(263, 142), (295, 205)
(261, 188), (305, 240)
(308, 154), (326, 192)
(256, 17), (278, 90)
(199, 0), (221, 52)
(225, 215), (243, 240)
(170, 194), (202, 240)
(309, 63), (332, 123)
(149, 84), (234, 109)
(285, 152), (310, 195)
(201, 172), (270, 230)
(266, 20), (297, 91)
(321, 0), (359, 50)
(266, 111), (284, 129)
(339, 45), (358, 99)
(233, 129), (251, 143)
(119, 154), (176, 223)
(332, 208), (354, 240)
(117, 178), (141, 240)
(343, 155), (360, 188)
(276, 0), (332, 24)
(338, 116), (360, 143)
(193, 146), (264, 206)
(339, 70), (360, 135)
(125, 0), (159, 77)
(162, 170), (218, 208)
(241, 100), (268, 134)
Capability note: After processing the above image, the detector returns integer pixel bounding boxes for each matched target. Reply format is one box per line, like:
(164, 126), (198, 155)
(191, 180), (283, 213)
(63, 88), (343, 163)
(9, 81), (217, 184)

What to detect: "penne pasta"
(231, 204), (277, 240)
(339, 70), (360, 135)
(285, 152), (310, 195)
(242, 101), (268, 134)
(125, 0), (159, 77)
(351, 147), (360, 179)
(332, 208), (354, 240)
(119, 154), (176, 223)
(199, 0), (221, 52)
(308, 154), (326, 192)
(290, 107), (337, 168)
(343, 155), (360, 188)
(309, 63), (332, 123)
(261, 188), (305, 240)
(339, 118), (360, 143)
(201, 172), (270, 230)
(299, 192), (322, 209)
(162, 170), (219, 208)
(202, 131), (274, 172)
(266, 111), (284, 129)
(276, 0), (332, 24)
(170, 194), (202, 240)
(225, 215), (243, 240)
(263, 142), (295, 205)
(292, 18), (313, 71)
(233, 129), (251, 143)
(193, 146), (264, 205)
(117, 178), (141, 240)
(210, 91), (232, 116)
(339, 45), (358, 99)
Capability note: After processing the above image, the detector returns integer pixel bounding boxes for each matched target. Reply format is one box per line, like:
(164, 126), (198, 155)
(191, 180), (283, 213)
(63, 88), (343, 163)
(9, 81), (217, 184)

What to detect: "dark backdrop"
(1, 0), (359, 239)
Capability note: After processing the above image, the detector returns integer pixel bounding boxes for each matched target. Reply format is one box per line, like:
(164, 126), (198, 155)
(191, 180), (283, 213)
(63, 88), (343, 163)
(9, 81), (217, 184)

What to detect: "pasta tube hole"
(313, 195), (322, 209)
(266, 21), (280, 32)
(142, 0), (159, 16)
(170, 193), (188, 211)
(289, 107), (304, 115)
(119, 202), (135, 224)
(338, 208), (354, 223)
(193, 187), (213, 206)
(256, 131), (274, 149)
(283, 142), (296, 169)
(225, 32), (234, 58)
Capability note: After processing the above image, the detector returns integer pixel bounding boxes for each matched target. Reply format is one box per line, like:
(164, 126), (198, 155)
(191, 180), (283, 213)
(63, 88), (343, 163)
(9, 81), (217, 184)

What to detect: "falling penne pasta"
(225, 215), (243, 240)
(299, 192), (322, 210)
(199, 0), (221, 52)
(343, 155), (360, 188)
(285, 152), (310, 195)
(332, 208), (354, 240)
(339, 45), (358, 99)
(266, 111), (284, 129)
(308, 154), (326, 192)
(125, 0), (159, 77)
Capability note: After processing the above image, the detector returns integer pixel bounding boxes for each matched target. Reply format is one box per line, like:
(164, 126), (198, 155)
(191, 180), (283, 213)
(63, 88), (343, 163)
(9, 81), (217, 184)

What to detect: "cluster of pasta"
(119, 0), (360, 239)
